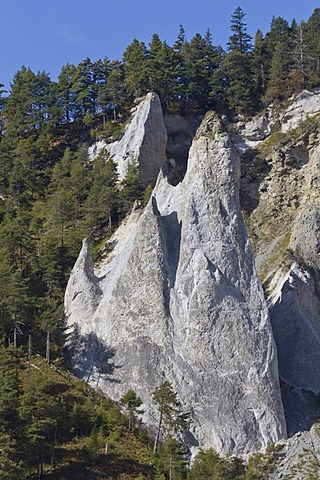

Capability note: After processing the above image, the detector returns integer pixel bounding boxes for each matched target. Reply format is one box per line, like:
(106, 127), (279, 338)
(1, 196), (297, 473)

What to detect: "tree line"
(1, 7), (320, 134)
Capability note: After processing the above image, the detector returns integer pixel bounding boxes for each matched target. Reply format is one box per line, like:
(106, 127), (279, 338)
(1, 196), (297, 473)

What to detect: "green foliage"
(123, 39), (150, 98)
(152, 381), (189, 456)
(228, 7), (253, 54)
(0, 351), (153, 478)
(189, 448), (245, 480)
(0, 8), (319, 477)
(119, 161), (145, 215)
(246, 443), (283, 479)
(143, 184), (153, 206)
(223, 7), (257, 115)
(152, 381), (189, 436)
(120, 389), (144, 430)
(155, 435), (188, 480)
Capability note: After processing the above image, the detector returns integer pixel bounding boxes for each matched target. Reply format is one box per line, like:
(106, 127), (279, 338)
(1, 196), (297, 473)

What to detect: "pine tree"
(263, 16), (294, 102)
(123, 40), (150, 98)
(104, 60), (126, 122)
(183, 33), (222, 110)
(148, 35), (179, 109)
(252, 29), (268, 97)
(0, 345), (25, 478)
(189, 448), (245, 479)
(172, 25), (189, 110)
(2, 67), (37, 139)
(120, 389), (144, 430)
(305, 9), (320, 87)
(19, 371), (68, 477)
(119, 162), (144, 215)
(0, 83), (7, 139)
(152, 381), (189, 453)
(84, 150), (119, 232)
(224, 7), (256, 115)
(289, 21), (310, 92)
(156, 435), (188, 480)
(57, 63), (77, 123)
(72, 57), (95, 122)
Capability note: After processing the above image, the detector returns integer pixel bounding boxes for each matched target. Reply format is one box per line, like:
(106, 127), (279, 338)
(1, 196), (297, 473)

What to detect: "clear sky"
(0, 0), (319, 90)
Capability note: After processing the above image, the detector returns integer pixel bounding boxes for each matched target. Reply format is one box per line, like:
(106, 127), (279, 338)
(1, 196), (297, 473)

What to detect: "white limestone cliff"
(88, 92), (167, 184)
(65, 111), (286, 455)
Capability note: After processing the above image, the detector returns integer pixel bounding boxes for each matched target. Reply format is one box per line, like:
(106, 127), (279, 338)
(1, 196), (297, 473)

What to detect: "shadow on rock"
(68, 325), (120, 384)
(240, 148), (271, 214)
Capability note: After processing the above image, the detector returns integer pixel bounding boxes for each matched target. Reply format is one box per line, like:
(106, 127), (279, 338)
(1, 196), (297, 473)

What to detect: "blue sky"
(0, 0), (319, 90)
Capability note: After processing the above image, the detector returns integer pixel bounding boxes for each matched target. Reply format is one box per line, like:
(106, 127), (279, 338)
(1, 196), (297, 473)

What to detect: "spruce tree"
(228, 6), (253, 54)
(224, 7), (256, 115)
(123, 39), (150, 98)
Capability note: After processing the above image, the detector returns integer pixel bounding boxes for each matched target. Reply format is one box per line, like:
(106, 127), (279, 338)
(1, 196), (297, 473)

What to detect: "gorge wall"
(65, 94), (287, 456)
(236, 91), (320, 439)
(65, 89), (320, 470)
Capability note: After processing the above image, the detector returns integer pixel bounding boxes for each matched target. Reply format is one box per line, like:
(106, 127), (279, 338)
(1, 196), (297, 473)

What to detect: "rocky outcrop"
(237, 91), (320, 436)
(268, 264), (320, 435)
(270, 425), (320, 479)
(237, 88), (320, 147)
(88, 92), (167, 185)
(66, 111), (286, 455)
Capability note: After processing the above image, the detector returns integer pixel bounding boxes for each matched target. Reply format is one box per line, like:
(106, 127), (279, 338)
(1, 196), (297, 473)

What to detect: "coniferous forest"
(1, 7), (320, 479)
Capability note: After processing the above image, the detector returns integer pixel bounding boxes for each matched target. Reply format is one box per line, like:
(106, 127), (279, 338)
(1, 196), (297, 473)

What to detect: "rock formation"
(65, 109), (287, 455)
(270, 425), (320, 479)
(88, 92), (167, 185)
(66, 87), (320, 468)
(236, 91), (320, 441)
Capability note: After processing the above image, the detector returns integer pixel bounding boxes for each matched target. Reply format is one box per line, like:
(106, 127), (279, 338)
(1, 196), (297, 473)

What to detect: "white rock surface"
(270, 426), (320, 479)
(233, 88), (320, 154)
(281, 88), (320, 132)
(65, 112), (286, 455)
(88, 92), (167, 184)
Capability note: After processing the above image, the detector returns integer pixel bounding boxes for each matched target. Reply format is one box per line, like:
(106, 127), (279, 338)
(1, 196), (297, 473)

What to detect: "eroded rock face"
(236, 91), (320, 436)
(268, 264), (320, 434)
(88, 92), (167, 184)
(66, 112), (286, 455)
(270, 425), (320, 479)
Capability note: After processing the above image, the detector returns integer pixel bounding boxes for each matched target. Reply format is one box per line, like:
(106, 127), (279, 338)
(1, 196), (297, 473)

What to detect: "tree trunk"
(50, 424), (57, 472)
(86, 365), (94, 384)
(28, 334), (31, 380)
(46, 331), (50, 364)
(153, 411), (162, 453)
(38, 444), (44, 480)
(13, 323), (17, 347)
